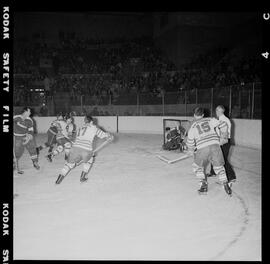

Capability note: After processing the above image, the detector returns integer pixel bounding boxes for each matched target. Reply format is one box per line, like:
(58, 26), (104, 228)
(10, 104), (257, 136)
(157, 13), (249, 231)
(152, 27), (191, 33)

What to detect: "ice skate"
(223, 182), (232, 196)
(228, 179), (236, 188)
(46, 153), (53, 162)
(80, 172), (88, 183)
(14, 170), (24, 178)
(55, 174), (65, 184)
(33, 161), (40, 170)
(14, 165), (24, 174)
(14, 160), (24, 175)
(198, 180), (208, 195)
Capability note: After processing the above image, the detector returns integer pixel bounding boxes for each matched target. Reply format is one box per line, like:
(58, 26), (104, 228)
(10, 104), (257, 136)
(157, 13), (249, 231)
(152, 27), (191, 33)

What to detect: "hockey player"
(186, 107), (232, 196)
(36, 112), (64, 161)
(46, 114), (73, 162)
(13, 107), (40, 173)
(66, 114), (77, 142)
(55, 115), (113, 184)
(163, 126), (187, 151)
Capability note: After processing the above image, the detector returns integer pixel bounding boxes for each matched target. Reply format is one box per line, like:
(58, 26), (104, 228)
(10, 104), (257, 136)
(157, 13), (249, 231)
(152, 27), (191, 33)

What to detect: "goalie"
(162, 125), (187, 152)
(55, 115), (113, 184)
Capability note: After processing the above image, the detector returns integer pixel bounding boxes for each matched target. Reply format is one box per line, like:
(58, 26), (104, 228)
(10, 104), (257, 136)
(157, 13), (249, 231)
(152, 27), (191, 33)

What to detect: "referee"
(209, 105), (236, 185)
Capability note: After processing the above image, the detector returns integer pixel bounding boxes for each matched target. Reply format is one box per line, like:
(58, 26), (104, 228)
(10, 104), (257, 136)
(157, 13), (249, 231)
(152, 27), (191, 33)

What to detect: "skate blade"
(15, 170), (24, 174)
(14, 171), (24, 178)
(80, 179), (88, 183)
(55, 178), (65, 185)
(198, 191), (208, 195)
(55, 178), (64, 184)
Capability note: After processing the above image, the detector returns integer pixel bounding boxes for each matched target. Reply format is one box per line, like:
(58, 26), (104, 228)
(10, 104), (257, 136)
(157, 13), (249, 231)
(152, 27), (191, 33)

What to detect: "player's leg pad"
(213, 165), (227, 183)
(52, 145), (64, 157)
(64, 142), (72, 149)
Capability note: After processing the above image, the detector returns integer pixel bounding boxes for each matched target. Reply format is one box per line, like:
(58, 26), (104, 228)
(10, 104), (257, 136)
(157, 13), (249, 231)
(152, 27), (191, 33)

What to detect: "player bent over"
(55, 115), (113, 184)
(36, 113), (63, 161)
(13, 107), (40, 173)
(66, 115), (77, 142)
(46, 114), (73, 162)
(186, 107), (232, 196)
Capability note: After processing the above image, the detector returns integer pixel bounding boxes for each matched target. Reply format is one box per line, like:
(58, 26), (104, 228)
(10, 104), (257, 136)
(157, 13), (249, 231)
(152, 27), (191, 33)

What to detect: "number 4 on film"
(262, 13), (269, 59)
(262, 51), (269, 59)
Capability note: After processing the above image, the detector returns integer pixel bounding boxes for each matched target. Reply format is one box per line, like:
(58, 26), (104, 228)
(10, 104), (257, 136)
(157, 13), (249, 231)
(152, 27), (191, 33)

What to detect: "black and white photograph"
(1, 2), (266, 262)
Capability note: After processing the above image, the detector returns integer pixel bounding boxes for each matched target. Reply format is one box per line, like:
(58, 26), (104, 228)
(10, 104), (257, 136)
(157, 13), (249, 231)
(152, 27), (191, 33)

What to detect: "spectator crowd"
(14, 35), (261, 110)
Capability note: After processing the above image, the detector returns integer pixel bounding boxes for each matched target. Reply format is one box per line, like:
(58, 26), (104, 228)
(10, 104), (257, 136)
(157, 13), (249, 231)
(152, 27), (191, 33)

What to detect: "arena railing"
(13, 82), (261, 119)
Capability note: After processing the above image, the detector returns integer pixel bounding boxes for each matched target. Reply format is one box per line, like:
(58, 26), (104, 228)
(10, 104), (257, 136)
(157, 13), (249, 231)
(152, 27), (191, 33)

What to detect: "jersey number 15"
(196, 122), (211, 135)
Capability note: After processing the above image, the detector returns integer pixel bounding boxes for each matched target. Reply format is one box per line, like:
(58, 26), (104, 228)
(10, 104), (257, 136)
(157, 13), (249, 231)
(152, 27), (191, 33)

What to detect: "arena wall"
(230, 119), (261, 149)
(32, 116), (261, 149)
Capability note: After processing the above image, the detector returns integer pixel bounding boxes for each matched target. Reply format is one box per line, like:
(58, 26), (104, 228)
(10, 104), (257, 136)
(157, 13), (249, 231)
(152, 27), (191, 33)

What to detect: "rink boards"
(32, 116), (261, 149)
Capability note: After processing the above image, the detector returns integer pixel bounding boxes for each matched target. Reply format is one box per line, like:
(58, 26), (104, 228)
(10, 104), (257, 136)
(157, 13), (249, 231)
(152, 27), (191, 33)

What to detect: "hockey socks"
(80, 157), (94, 183)
(55, 162), (76, 184)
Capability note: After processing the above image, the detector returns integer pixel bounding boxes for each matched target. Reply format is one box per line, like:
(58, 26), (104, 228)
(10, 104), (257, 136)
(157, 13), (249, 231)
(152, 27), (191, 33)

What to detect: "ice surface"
(13, 133), (261, 261)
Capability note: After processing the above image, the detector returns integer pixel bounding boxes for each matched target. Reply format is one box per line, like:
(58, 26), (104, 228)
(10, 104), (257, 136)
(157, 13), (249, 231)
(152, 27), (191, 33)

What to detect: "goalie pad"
(23, 134), (33, 145)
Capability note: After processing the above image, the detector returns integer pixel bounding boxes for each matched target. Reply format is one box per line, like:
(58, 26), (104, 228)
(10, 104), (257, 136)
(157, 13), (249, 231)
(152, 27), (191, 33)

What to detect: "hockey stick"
(156, 153), (192, 164)
(93, 137), (113, 153)
(155, 155), (170, 163)
(168, 154), (191, 164)
(76, 137), (113, 166)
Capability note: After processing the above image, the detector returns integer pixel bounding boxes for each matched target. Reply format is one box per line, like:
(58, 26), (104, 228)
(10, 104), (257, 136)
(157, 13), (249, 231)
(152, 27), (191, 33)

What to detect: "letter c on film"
(263, 13), (270, 20)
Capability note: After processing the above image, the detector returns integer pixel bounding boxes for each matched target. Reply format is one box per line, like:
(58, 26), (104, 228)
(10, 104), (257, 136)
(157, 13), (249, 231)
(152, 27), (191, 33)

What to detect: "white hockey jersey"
(73, 123), (109, 151)
(186, 117), (228, 150)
